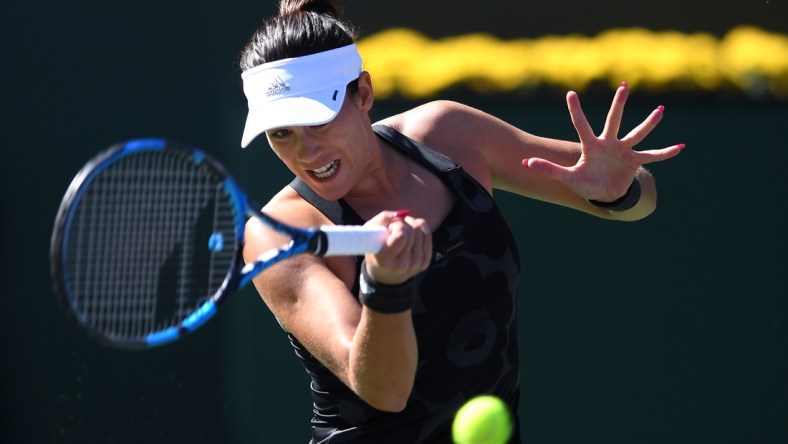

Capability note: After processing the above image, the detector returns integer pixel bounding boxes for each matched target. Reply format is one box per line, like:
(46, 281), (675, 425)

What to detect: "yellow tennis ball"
(452, 395), (513, 444)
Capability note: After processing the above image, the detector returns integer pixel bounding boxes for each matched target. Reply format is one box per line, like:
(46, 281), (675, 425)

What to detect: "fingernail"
(620, 81), (628, 88)
(521, 158), (530, 167)
(394, 209), (412, 218)
(678, 143), (686, 150)
(657, 105), (665, 112)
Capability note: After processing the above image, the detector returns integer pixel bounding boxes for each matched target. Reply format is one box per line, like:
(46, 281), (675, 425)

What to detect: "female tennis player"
(239, 1), (683, 442)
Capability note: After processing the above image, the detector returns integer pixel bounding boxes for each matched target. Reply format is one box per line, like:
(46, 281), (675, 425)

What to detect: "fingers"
(522, 157), (574, 183)
(566, 91), (595, 143)
(567, 86), (630, 145)
(386, 214), (431, 266)
(601, 82), (629, 139)
(569, 85), (678, 155)
(632, 143), (685, 165)
(620, 103), (685, 164)
(621, 104), (665, 146)
(571, 84), (663, 149)
(365, 210), (432, 284)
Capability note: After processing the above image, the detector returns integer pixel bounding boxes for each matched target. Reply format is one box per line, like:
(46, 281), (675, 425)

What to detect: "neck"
(343, 132), (414, 218)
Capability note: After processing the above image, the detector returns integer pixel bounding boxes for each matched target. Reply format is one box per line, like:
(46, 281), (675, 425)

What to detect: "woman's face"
(264, 74), (375, 201)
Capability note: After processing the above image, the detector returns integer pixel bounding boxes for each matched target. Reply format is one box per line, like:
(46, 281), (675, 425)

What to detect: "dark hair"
(239, 0), (358, 71)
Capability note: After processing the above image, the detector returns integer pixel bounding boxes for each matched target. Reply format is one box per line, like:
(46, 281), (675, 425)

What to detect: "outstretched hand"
(522, 82), (684, 202)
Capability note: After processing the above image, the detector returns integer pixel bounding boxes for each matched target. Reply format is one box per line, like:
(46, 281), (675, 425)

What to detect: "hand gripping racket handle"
(320, 225), (388, 256)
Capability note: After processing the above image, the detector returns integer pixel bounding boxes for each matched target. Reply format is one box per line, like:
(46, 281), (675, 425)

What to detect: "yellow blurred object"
(357, 26), (788, 99)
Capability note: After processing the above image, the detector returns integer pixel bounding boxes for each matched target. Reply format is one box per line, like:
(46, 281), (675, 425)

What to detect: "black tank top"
(288, 125), (521, 443)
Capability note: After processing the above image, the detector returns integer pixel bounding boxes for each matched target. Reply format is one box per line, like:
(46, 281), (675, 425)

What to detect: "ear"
(355, 71), (374, 113)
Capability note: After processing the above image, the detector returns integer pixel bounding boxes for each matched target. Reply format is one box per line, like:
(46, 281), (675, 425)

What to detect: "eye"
(268, 128), (292, 138)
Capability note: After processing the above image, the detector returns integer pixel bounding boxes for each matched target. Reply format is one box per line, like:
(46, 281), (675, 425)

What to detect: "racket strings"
(64, 150), (238, 342)
(207, 183), (238, 305)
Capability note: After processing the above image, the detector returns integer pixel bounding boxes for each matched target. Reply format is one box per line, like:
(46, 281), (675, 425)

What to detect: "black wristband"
(359, 261), (415, 314)
(587, 177), (642, 212)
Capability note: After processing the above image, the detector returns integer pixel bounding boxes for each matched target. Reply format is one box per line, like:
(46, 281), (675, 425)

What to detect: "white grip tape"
(320, 225), (388, 256)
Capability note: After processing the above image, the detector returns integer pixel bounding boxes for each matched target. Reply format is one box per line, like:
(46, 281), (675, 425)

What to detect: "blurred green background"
(2, 1), (786, 443)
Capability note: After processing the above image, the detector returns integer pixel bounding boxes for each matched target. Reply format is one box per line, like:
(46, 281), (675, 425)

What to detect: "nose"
(296, 129), (324, 161)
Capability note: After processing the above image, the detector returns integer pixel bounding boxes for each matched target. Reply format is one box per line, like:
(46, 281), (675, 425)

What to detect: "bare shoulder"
(376, 100), (502, 190)
(376, 100), (483, 145)
(260, 185), (332, 228)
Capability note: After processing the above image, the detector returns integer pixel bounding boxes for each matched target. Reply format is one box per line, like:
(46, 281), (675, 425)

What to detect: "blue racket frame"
(51, 138), (330, 349)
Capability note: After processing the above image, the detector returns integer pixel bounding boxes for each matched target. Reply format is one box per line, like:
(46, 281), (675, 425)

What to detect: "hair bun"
(279, 0), (343, 19)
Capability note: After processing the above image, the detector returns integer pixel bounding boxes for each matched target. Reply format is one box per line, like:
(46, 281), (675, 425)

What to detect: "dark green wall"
(3, 1), (786, 443)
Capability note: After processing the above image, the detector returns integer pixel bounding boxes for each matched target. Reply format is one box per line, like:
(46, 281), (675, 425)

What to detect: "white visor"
(240, 44), (362, 148)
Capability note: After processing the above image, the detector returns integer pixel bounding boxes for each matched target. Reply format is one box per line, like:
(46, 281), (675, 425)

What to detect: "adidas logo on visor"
(267, 77), (291, 97)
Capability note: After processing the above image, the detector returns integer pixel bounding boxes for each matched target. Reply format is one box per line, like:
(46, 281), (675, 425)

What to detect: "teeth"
(312, 160), (338, 179)
(313, 162), (334, 174)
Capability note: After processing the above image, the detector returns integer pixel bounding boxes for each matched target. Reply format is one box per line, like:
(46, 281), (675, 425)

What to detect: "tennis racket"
(50, 138), (387, 349)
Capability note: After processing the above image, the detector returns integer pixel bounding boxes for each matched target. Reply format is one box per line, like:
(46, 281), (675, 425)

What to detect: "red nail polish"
(678, 143), (686, 150)
(394, 209), (412, 218)
(620, 81), (628, 88)
(658, 105), (665, 112)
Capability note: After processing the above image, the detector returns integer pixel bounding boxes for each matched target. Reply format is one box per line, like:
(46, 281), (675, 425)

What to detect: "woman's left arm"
(405, 83), (683, 221)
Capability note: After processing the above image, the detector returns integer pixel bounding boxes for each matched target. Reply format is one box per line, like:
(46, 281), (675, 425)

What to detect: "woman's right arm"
(243, 198), (430, 412)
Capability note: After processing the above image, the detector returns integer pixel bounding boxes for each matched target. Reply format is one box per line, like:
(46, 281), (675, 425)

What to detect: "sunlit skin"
(244, 71), (682, 412)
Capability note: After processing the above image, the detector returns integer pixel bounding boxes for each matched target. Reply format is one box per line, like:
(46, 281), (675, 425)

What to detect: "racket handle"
(319, 225), (387, 256)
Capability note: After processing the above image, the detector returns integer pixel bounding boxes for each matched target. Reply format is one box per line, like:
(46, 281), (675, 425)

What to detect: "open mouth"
(311, 160), (339, 179)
